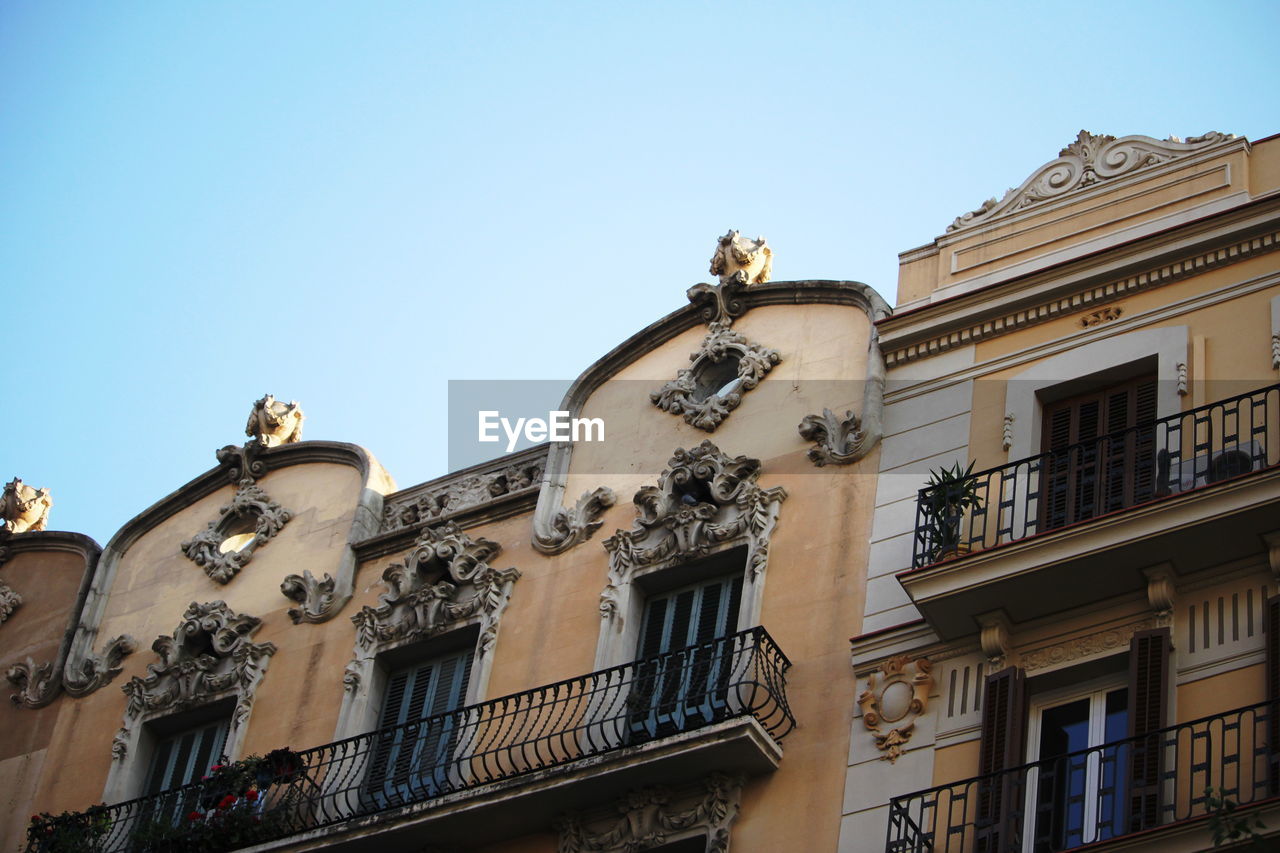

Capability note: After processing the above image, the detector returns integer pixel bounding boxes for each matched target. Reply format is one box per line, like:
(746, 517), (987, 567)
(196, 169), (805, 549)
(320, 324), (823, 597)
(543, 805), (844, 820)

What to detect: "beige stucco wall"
(26, 460), (367, 817)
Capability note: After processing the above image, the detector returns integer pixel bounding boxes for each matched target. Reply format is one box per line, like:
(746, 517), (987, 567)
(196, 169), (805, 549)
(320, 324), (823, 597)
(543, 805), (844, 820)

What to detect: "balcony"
(885, 700), (1280, 853)
(902, 384), (1280, 639)
(28, 627), (793, 853)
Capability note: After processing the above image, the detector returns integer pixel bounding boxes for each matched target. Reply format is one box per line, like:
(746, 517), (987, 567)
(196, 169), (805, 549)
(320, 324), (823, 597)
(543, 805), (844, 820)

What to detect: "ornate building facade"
(2, 130), (1279, 853)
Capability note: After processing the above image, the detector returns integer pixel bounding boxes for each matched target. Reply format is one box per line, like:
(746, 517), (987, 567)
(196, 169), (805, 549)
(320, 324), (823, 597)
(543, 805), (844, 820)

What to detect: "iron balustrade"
(912, 383), (1280, 568)
(885, 700), (1280, 853)
(27, 626), (793, 853)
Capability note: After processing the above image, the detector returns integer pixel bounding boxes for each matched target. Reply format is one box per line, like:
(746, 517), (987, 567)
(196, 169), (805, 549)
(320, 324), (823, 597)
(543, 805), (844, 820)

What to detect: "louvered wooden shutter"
(1042, 375), (1157, 530)
(1267, 596), (1280, 794)
(1127, 628), (1170, 832)
(975, 666), (1025, 853)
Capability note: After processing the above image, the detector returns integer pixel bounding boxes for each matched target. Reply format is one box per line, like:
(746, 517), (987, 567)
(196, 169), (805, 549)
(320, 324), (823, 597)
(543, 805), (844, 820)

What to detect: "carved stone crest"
(858, 655), (933, 763)
(651, 322), (781, 432)
(246, 395), (304, 447)
(557, 772), (745, 853)
(709, 230), (772, 287)
(350, 521), (520, 658)
(1, 478), (52, 534)
(119, 601), (275, 731)
(601, 442), (785, 623)
(180, 480), (292, 584)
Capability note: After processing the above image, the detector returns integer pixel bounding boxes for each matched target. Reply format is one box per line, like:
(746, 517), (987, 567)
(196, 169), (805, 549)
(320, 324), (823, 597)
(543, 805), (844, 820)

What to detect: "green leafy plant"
(25, 804), (111, 852)
(921, 460), (981, 561)
(1205, 786), (1267, 849)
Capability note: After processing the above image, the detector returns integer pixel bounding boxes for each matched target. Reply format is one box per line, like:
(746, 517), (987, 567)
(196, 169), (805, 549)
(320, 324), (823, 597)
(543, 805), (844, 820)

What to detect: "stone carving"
(601, 442), (786, 624)
(180, 480), (292, 584)
(1021, 617), (1158, 672)
(8, 634), (136, 708)
(350, 522), (520, 659)
(215, 440), (269, 484)
(1176, 362), (1189, 397)
(111, 728), (129, 762)
(651, 322), (781, 432)
(798, 408), (866, 466)
(246, 395), (305, 447)
(857, 655), (933, 763)
(1271, 333), (1279, 370)
(1, 478), (52, 534)
(948, 131), (1234, 233)
(120, 601), (275, 722)
(1002, 414), (1015, 452)
(1081, 306), (1123, 327)
(709, 230), (772, 287)
(1144, 566), (1175, 627)
(342, 661), (361, 693)
(0, 579), (21, 624)
(977, 611), (1012, 668)
(281, 569), (347, 624)
(556, 772), (745, 853)
(381, 459), (545, 535)
(532, 486), (617, 555)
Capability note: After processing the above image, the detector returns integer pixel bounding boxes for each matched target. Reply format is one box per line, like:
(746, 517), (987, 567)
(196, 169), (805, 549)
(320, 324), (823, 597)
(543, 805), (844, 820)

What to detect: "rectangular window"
(631, 575), (742, 739)
(364, 648), (473, 807)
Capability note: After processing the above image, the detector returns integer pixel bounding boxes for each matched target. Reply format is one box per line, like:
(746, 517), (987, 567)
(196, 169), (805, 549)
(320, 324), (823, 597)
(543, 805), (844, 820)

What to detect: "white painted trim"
(1003, 325), (1187, 461)
(1175, 648), (1265, 686)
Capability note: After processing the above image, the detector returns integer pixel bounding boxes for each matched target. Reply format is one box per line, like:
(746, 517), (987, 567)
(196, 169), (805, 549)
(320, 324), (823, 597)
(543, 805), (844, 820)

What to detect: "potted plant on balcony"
(922, 460), (981, 562)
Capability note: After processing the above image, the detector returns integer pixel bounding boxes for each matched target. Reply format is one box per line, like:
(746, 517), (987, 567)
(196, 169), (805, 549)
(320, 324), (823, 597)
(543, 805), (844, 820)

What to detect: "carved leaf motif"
(651, 323), (781, 432)
(180, 481), (292, 584)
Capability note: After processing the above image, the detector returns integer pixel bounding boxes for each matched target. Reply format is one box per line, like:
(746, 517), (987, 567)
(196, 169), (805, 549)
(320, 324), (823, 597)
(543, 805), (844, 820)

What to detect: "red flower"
(217, 794), (237, 810)
(210, 765), (224, 772)
(187, 811), (203, 822)
(245, 789), (259, 802)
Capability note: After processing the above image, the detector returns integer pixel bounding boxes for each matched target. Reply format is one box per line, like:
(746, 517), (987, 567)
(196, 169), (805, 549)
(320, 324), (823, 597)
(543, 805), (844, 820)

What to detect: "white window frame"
(1022, 674), (1128, 852)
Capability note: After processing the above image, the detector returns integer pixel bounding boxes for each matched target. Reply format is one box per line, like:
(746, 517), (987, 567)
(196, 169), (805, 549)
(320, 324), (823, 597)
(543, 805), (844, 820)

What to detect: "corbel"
(976, 610), (1014, 669)
(1143, 563), (1176, 627)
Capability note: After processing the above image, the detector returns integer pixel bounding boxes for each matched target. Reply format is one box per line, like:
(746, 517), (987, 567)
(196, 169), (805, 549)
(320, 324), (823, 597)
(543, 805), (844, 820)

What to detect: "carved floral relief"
(180, 480), (292, 584)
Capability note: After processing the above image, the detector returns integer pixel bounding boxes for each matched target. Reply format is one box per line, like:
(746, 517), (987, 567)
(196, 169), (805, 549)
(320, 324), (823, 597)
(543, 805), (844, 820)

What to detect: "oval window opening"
(692, 356), (741, 402)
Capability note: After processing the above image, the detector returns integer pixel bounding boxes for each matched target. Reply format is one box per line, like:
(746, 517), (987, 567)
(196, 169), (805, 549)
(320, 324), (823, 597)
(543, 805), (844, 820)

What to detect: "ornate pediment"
(947, 130), (1234, 233)
(601, 442), (786, 620)
(351, 522), (520, 657)
(121, 602), (275, 723)
(180, 480), (292, 584)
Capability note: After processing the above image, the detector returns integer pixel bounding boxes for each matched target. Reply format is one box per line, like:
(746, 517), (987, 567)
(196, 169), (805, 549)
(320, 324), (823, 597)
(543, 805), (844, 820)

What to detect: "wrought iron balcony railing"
(885, 699), (1279, 853)
(912, 383), (1280, 568)
(27, 626), (793, 853)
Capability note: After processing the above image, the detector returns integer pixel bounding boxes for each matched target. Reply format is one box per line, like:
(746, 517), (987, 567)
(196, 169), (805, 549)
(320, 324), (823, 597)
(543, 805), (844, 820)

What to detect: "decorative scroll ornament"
(556, 772), (745, 853)
(180, 480), (292, 584)
(1002, 414), (1015, 452)
(382, 458), (545, 534)
(245, 394), (304, 447)
(532, 486), (616, 555)
(1, 478), (52, 534)
(798, 408), (866, 466)
(857, 655), (933, 763)
(601, 441), (786, 623)
(947, 131), (1233, 233)
(280, 569), (346, 624)
(651, 322), (781, 432)
(0, 579), (21, 624)
(7, 635), (136, 708)
(350, 521), (520, 658)
(120, 601), (275, 724)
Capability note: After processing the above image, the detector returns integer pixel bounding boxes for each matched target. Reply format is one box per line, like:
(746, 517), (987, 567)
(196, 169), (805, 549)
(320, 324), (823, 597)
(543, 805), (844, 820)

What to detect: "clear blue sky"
(3, 1), (1278, 543)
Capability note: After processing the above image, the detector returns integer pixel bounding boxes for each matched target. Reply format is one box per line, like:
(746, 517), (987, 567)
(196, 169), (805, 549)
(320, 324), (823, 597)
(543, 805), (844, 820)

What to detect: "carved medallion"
(858, 655), (933, 763)
(651, 322), (781, 432)
(180, 480), (292, 584)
